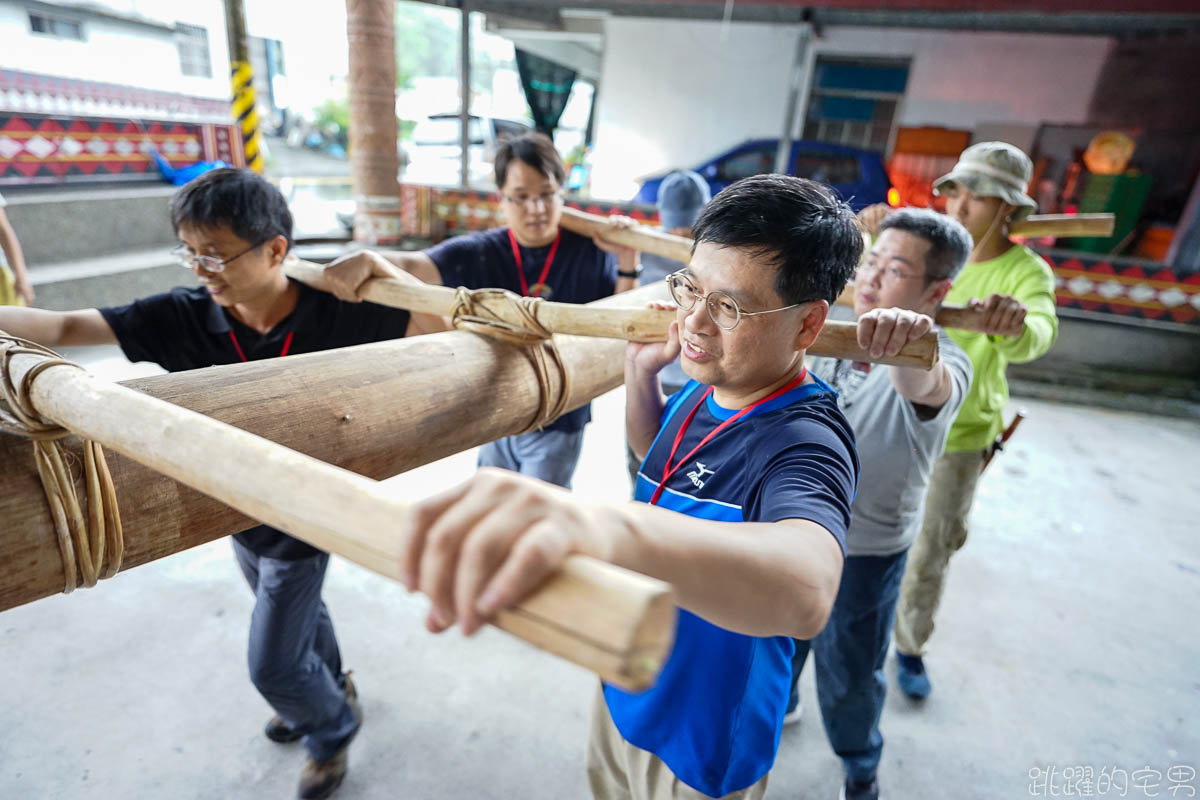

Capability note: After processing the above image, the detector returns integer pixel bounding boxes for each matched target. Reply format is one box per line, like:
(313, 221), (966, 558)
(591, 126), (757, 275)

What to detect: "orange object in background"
(887, 187), (901, 207)
(886, 126), (971, 209)
(1133, 224), (1175, 261)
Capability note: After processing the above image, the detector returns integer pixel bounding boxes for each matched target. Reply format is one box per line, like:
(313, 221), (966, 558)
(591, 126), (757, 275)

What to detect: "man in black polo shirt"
(322, 132), (639, 489)
(0, 168), (440, 800)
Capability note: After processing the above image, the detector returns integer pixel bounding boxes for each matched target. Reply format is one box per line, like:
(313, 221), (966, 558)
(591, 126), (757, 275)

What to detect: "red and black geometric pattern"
(0, 113), (241, 185)
(1040, 250), (1200, 327)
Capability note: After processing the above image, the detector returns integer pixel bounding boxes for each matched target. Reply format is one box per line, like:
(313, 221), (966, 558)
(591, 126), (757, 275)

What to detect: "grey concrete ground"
(2, 349), (1198, 800)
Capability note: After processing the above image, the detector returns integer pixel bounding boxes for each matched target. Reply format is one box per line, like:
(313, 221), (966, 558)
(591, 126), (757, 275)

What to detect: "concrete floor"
(2, 350), (1197, 800)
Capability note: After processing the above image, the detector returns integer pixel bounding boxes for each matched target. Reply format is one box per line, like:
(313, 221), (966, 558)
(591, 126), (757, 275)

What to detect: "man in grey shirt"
(786, 209), (974, 800)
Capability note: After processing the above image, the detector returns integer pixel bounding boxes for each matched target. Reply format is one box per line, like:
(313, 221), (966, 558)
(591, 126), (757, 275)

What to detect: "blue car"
(634, 139), (890, 211)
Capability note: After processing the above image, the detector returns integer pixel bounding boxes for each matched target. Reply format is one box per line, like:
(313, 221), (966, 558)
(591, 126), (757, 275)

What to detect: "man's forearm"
(889, 360), (952, 408)
(0, 307), (63, 343)
(625, 362), (666, 461)
(602, 503), (843, 639)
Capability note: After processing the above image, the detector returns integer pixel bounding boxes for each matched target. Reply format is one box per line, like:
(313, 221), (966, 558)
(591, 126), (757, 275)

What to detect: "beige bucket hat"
(933, 141), (1038, 221)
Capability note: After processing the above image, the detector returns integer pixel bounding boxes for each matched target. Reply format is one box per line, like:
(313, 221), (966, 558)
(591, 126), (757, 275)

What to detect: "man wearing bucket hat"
(892, 141), (1058, 699)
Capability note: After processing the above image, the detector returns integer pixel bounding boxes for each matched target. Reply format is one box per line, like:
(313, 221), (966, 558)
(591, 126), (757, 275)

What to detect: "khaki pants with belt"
(586, 685), (769, 800)
(893, 448), (986, 656)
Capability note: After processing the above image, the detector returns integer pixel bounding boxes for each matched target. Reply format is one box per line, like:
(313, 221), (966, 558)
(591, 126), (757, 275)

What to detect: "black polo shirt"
(100, 279), (411, 560)
(425, 226), (617, 432)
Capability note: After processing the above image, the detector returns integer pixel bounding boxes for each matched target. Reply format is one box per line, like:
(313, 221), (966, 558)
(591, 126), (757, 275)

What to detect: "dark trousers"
(790, 550), (909, 784)
(232, 539), (360, 762)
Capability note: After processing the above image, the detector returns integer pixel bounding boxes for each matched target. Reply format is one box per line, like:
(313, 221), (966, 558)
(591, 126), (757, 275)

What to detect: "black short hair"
(690, 174), (862, 305)
(877, 208), (972, 283)
(494, 132), (565, 189)
(170, 167), (293, 249)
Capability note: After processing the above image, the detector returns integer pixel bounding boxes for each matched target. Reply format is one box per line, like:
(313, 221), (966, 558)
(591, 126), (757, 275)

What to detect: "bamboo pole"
(563, 208), (1114, 265)
(560, 206), (694, 264)
(283, 258), (939, 369)
(1, 284), (684, 689)
(1010, 213), (1114, 239)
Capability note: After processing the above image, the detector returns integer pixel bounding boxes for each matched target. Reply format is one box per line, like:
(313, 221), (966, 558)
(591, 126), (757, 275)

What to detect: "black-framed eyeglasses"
(666, 271), (806, 331)
(171, 239), (268, 274)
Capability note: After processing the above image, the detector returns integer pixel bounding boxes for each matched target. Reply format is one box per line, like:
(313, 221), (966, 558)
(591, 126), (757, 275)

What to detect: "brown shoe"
(297, 749), (348, 800)
(296, 673), (363, 800)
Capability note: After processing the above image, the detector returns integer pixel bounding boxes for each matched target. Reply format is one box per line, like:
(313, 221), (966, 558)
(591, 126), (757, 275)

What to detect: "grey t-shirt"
(808, 329), (972, 557)
(640, 250), (688, 390)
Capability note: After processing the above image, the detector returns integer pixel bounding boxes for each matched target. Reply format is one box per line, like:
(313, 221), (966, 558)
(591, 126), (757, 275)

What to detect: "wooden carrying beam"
(1009, 213), (1114, 239)
(564, 207), (1114, 264)
(283, 259), (939, 369)
(560, 206), (694, 264)
(0, 284), (683, 690)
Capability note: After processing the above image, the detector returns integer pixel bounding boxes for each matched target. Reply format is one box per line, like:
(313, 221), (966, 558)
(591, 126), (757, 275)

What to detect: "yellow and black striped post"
(223, 0), (262, 172)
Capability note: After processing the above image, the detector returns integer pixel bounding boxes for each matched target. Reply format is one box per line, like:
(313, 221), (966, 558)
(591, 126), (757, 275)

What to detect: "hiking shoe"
(265, 714), (303, 744)
(839, 777), (880, 800)
(298, 748), (349, 800)
(896, 653), (932, 699)
(296, 674), (363, 800)
(265, 672), (359, 744)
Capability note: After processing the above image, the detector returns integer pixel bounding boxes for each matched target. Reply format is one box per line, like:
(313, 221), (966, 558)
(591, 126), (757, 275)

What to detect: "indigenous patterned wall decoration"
(1040, 250), (1200, 326)
(0, 69), (241, 185)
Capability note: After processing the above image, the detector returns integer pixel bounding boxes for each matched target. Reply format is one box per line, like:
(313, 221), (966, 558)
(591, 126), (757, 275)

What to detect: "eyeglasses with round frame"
(666, 271), (807, 331)
(501, 189), (563, 212)
(171, 239), (268, 274)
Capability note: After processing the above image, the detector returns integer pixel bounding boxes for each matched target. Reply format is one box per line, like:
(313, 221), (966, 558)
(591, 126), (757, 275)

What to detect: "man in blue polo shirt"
(0, 168), (440, 800)
(387, 174), (864, 799)
(322, 132), (638, 489)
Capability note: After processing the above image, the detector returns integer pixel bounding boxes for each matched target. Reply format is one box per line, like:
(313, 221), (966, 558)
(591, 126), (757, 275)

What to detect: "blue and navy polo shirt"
(611, 376), (859, 797)
(99, 279), (411, 560)
(425, 226), (618, 432)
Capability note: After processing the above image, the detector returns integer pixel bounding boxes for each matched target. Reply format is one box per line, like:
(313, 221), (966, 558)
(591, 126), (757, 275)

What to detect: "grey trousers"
(232, 539), (360, 762)
(477, 428), (586, 489)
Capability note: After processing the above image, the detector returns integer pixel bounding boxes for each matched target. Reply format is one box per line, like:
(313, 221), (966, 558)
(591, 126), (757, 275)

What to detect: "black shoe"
(265, 672), (359, 744)
(839, 777), (880, 800)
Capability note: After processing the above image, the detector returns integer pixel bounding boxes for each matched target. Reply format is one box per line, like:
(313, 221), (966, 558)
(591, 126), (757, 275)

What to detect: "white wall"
(0, 0), (230, 99)
(590, 17), (1113, 201)
(808, 26), (1113, 131)
(590, 17), (800, 200)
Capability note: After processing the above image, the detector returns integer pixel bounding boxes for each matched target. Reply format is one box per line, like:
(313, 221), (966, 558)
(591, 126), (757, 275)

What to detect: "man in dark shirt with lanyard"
(323, 132), (638, 489)
(384, 175), (863, 799)
(0, 168), (441, 800)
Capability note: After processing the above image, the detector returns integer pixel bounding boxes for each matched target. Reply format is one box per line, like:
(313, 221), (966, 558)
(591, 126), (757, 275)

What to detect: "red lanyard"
(507, 228), (561, 298)
(227, 329), (294, 363)
(650, 369), (808, 506)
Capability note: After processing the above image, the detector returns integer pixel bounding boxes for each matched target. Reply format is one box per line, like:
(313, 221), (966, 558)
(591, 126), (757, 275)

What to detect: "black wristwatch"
(618, 264), (643, 279)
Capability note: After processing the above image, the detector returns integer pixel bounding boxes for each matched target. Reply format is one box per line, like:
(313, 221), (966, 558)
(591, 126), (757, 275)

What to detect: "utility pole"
(346, 0), (404, 245)
(223, 0), (263, 172)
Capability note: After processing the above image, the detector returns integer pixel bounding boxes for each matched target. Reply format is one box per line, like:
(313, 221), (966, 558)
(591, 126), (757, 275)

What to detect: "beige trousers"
(893, 448), (986, 656)
(586, 685), (769, 800)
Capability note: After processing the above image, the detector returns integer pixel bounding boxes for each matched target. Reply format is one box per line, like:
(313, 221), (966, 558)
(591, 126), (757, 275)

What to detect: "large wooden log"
(283, 259), (939, 369)
(0, 284), (680, 689)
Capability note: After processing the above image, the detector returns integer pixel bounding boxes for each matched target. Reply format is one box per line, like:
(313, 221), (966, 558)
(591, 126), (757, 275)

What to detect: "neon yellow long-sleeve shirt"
(944, 244), (1059, 452)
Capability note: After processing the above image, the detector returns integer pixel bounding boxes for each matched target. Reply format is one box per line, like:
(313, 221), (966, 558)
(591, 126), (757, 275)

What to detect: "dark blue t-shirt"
(612, 377), (858, 797)
(100, 279), (411, 560)
(426, 226), (618, 432)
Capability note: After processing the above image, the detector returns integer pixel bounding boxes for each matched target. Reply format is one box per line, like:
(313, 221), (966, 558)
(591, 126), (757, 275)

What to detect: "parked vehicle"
(400, 113), (531, 188)
(634, 139), (891, 210)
